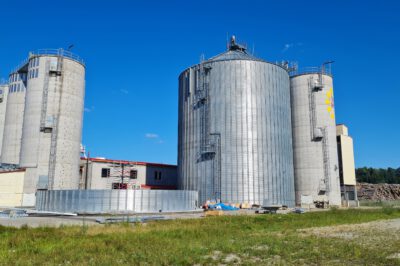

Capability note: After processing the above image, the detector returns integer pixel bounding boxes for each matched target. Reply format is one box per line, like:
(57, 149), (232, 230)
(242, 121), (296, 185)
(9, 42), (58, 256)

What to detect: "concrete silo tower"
(16, 49), (85, 204)
(0, 82), (10, 159)
(290, 64), (341, 207)
(1, 70), (27, 165)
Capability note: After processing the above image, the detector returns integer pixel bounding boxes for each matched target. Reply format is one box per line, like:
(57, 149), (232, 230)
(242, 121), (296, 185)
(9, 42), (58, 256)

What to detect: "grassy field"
(359, 200), (400, 207)
(0, 208), (400, 265)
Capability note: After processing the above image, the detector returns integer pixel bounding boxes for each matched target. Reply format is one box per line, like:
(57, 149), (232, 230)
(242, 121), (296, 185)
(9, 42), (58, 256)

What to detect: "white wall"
(0, 170), (25, 207)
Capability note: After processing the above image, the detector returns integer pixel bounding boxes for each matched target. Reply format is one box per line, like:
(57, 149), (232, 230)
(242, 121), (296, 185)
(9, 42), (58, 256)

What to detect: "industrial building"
(336, 124), (358, 206)
(0, 37), (358, 212)
(78, 157), (178, 190)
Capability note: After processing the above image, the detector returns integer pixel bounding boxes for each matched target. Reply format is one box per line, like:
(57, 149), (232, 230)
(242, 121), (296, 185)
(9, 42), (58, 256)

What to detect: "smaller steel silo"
(290, 64), (341, 207)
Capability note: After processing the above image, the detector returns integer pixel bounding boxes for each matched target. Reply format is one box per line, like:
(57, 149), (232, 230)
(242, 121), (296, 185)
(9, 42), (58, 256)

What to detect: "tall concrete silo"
(178, 37), (295, 206)
(290, 66), (341, 206)
(1, 71), (27, 165)
(0, 82), (10, 159)
(19, 49), (85, 200)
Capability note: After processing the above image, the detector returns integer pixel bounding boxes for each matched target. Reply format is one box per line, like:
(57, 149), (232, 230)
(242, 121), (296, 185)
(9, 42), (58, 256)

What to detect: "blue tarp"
(208, 203), (239, 211)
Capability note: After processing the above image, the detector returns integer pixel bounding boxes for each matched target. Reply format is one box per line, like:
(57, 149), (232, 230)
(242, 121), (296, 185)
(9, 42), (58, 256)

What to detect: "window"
(154, 171), (162, 181)
(35, 68), (39, 78)
(130, 169), (137, 179)
(112, 183), (127, 189)
(36, 57), (39, 67)
(101, 168), (110, 178)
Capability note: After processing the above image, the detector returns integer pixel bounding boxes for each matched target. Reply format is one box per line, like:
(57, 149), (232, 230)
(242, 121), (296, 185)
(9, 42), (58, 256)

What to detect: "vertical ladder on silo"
(48, 51), (64, 189)
(40, 61), (51, 132)
(321, 127), (331, 193)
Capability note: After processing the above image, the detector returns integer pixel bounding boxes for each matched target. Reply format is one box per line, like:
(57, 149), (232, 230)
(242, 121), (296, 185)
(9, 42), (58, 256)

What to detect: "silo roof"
(206, 49), (263, 63)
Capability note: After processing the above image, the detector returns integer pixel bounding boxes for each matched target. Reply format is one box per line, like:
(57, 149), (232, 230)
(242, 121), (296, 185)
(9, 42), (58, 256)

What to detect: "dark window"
(130, 169), (137, 179)
(101, 168), (110, 178)
(113, 183), (127, 189)
(154, 171), (162, 180)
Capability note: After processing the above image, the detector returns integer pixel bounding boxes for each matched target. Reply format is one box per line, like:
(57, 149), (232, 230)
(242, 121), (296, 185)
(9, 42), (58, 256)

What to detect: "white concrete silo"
(1, 71), (27, 165)
(290, 68), (341, 207)
(19, 50), (85, 202)
(0, 82), (10, 159)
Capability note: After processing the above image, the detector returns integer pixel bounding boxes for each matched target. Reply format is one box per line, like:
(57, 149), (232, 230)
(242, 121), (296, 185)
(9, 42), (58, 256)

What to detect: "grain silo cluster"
(0, 37), (358, 212)
(0, 49), (85, 206)
(178, 36), (351, 208)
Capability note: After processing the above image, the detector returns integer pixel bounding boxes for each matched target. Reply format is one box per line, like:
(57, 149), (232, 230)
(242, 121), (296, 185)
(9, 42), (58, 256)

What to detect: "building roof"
(80, 157), (177, 168)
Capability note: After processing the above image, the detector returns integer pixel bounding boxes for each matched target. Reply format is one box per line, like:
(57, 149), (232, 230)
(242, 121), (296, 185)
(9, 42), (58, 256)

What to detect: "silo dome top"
(205, 35), (262, 63)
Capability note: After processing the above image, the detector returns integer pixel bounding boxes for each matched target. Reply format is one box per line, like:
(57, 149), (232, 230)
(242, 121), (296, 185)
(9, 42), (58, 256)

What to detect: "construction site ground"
(0, 206), (396, 228)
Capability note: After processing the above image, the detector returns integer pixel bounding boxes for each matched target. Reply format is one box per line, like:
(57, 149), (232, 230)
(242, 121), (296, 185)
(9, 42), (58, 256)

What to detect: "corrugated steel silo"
(19, 49), (85, 194)
(1, 71), (27, 165)
(290, 68), (341, 206)
(178, 37), (295, 206)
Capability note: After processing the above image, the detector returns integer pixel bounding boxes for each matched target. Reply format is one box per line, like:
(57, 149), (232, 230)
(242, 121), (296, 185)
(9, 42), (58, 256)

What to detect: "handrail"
(290, 66), (332, 77)
(10, 48), (85, 74)
(30, 49), (85, 65)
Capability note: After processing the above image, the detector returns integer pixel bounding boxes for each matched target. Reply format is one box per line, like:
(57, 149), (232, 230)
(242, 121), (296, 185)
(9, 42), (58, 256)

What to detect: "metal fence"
(36, 189), (199, 214)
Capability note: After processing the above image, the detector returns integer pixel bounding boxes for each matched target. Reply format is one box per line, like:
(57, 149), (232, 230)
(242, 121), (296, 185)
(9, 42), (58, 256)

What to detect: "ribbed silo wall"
(290, 74), (341, 206)
(19, 55), (85, 192)
(0, 84), (9, 158)
(178, 60), (295, 206)
(1, 73), (27, 165)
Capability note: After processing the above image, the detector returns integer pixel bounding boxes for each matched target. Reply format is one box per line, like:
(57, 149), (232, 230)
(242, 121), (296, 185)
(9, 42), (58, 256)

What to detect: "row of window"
(29, 57), (40, 68)
(8, 83), (25, 93)
(9, 73), (27, 83)
(28, 68), (39, 79)
(100, 168), (163, 181)
(101, 168), (138, 179)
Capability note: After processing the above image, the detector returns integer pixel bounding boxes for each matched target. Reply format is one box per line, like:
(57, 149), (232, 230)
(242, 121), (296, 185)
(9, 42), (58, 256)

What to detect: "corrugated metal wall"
(178, 54), (295, 206)
(36, 189), (199, 213)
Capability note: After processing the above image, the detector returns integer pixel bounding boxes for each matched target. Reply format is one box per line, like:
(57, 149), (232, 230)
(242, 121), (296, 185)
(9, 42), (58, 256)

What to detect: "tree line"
(356, 167), (400, 184)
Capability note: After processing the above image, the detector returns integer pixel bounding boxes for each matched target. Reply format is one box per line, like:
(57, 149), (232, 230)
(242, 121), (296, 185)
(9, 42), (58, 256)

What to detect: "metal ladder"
(40, 61), (51, 131)
(195, 63), (215, 160)
(321, 127), (331, 193)
(47, 53), (64, 189)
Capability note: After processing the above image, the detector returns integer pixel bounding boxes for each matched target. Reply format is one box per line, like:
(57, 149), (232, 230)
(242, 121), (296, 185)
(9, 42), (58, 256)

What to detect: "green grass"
(0, 209), (400, 265)
(360, 200), (400, 207)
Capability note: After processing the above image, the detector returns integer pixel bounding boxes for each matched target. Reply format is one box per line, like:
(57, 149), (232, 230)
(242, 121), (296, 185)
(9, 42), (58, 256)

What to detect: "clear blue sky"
(0, 0), (399, 168)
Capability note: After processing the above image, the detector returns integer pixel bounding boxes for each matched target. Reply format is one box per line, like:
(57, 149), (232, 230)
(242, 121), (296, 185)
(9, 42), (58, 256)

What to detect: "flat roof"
(80, 157), (177, 168)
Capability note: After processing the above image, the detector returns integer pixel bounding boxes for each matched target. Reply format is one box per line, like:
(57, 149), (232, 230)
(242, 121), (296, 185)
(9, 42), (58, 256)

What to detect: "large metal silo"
(178, 37), (295, 206)
(19, 49), (85, 198)
(290, 68), (341, 206)
(1, 71), (27, 165)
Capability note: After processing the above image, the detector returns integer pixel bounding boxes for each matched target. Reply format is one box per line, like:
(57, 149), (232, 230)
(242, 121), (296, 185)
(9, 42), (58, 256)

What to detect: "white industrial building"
(79, 157), (178, 190)
(336, 124), (358, 206)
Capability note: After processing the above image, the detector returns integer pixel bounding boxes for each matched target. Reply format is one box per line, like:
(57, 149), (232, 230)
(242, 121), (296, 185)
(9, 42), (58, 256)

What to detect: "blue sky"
(0, 0), (399, 168)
